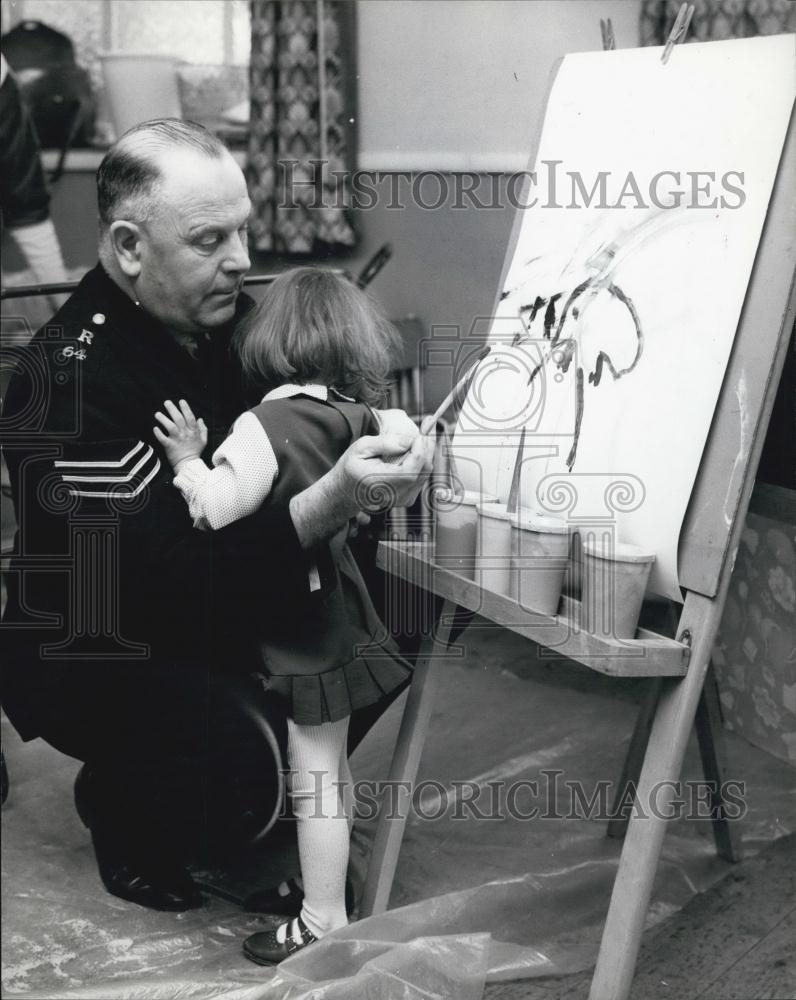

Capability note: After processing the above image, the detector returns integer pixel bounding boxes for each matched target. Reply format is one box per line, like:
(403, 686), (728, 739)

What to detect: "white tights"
(286, 716), (353, 938)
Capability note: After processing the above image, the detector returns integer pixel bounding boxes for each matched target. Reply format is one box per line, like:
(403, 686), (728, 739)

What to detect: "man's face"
(134, 149), (252, 334)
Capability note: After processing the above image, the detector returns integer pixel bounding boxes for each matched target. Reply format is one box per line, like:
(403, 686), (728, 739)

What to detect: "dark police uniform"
(1, 263), (324, 856)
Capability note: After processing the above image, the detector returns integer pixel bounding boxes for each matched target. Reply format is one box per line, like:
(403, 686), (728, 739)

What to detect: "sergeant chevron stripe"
(54, 441), (161, 498)
(54, 441), (145, 470)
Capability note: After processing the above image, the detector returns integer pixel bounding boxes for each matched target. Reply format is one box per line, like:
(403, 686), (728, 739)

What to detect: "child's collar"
(262, 383), (328, 402)
(261, 384), (357, 403)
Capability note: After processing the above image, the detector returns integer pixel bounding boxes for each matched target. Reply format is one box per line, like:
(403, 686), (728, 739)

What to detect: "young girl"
(153, 267), (414, 963)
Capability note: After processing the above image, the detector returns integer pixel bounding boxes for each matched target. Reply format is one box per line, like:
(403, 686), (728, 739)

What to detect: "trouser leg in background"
(287, 716), (351, 938)
(36, 665), (287, 863)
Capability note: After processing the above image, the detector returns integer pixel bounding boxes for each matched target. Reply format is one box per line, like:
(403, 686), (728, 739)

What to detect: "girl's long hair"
(233, 268), (398, 406)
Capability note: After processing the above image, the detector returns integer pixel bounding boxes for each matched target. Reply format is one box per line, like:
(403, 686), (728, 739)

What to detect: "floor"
(484, 832), (796, 1000)
(2, 617), (795, 999)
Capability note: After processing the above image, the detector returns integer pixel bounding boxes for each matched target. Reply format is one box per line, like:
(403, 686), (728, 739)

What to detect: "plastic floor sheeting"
(2, 621), (794, 1000)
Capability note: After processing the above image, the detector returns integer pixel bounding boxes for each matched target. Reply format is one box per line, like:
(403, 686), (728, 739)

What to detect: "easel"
(360, 74), (796, 1000)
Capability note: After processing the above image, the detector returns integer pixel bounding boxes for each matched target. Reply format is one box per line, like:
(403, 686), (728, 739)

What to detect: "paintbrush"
(438, 422), (462, 497)
(384, 345), (490, 467)
(419, 345), (492, 436)
(506, 426), (526, 514)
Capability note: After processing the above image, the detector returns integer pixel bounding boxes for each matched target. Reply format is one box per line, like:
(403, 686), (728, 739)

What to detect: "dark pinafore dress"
(250, 390), (412, 726)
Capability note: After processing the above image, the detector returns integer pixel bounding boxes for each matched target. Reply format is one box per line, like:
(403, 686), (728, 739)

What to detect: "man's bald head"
(96, 119), (251, 334)
(97, 119), (231, 235)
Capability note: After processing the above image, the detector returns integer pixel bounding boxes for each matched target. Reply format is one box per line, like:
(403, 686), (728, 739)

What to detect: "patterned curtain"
(246, 0), (357, 254)
(641, 0), (796, 44)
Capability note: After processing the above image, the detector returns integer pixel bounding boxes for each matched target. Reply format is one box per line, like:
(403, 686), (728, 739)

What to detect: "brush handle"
(506, 426), (527, 514)
(420, 346), (491, 436)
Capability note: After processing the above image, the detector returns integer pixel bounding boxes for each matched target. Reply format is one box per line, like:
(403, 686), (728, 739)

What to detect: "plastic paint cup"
(581, 538), (656, 640)
(476, 502), (514, 596)
(510, 511), (570, 615)
(434, 489), (495, 579)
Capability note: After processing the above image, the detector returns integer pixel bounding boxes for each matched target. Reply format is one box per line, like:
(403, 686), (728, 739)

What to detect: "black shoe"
(92, 831), (204, 912)
(242, 915), (318, 965)
(77, 767), (202, 912)
(244, 875), (355, 916)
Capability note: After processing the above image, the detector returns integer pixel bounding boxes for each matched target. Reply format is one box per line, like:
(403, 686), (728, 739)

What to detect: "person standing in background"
(1, 52), (68, 310)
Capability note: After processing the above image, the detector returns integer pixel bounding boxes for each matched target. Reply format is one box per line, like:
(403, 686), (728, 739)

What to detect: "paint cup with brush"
(469, 427), (526, 601)
(424, 346), (497, 577)
(580, 534), (655, 639)
(473, 427), (527, 598)
(510, 511), (570, 615)
(434, 486), (496, 578)
(475, 500), (515, 595)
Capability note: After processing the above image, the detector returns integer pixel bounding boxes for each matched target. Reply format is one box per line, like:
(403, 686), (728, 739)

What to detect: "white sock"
(287, 716), (351, 939)
(338, 748), (355, 837)
(275, 917), (308, 945)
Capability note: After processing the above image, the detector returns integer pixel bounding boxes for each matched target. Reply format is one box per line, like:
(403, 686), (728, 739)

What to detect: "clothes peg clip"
(600, 18), (616, 52)
(356, 242), (393, 288)
(661, 1), (694, 65)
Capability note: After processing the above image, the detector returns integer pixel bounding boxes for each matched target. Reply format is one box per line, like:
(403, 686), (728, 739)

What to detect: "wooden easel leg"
(606, 666), (742, 863)
(588, 590), (723, 1000)
(608, 600), (680, 840)
(607, 679), (663, 840)
(695, 662), (744, 863)
(360, 599), (456, 917)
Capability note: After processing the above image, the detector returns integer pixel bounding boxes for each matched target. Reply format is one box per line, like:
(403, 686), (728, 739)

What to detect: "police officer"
(1, 119), (431, 911)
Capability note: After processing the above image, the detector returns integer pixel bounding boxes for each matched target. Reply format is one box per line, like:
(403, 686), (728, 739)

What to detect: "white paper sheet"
(452, 34), (795, 599)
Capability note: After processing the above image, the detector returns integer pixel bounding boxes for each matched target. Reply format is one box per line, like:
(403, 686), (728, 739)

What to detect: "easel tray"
(377, 541), (690, 677)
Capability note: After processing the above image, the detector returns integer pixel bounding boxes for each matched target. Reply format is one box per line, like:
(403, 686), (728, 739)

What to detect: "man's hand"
(153, 399), (208, 472)
(340, 432), (433, 510)
(290, 432), (434, 550)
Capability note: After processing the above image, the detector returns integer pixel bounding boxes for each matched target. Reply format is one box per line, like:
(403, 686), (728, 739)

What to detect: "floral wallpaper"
(641, 0), (796, 44)
(246, 0), (357, 254)
(713, 512), (796, 767)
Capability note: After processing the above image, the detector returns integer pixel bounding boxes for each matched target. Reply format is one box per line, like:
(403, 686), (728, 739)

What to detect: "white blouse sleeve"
(173, 411), (279, 531)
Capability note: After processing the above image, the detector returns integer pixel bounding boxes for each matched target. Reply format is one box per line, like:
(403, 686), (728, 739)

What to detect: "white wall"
(357, 0), (642, 170)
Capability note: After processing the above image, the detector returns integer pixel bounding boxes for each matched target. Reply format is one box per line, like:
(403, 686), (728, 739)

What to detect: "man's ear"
(108, 220), (143, 278)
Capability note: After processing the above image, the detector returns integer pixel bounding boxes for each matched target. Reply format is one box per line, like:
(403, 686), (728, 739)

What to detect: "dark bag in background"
(1, 19), (96, 177)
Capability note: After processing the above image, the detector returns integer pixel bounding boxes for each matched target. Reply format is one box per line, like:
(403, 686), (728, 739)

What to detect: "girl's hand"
(375, 410), (420, 466)
(376, 408), (420, 440)
(347, 511), (371, 539)
(153, 399), (208, 472)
